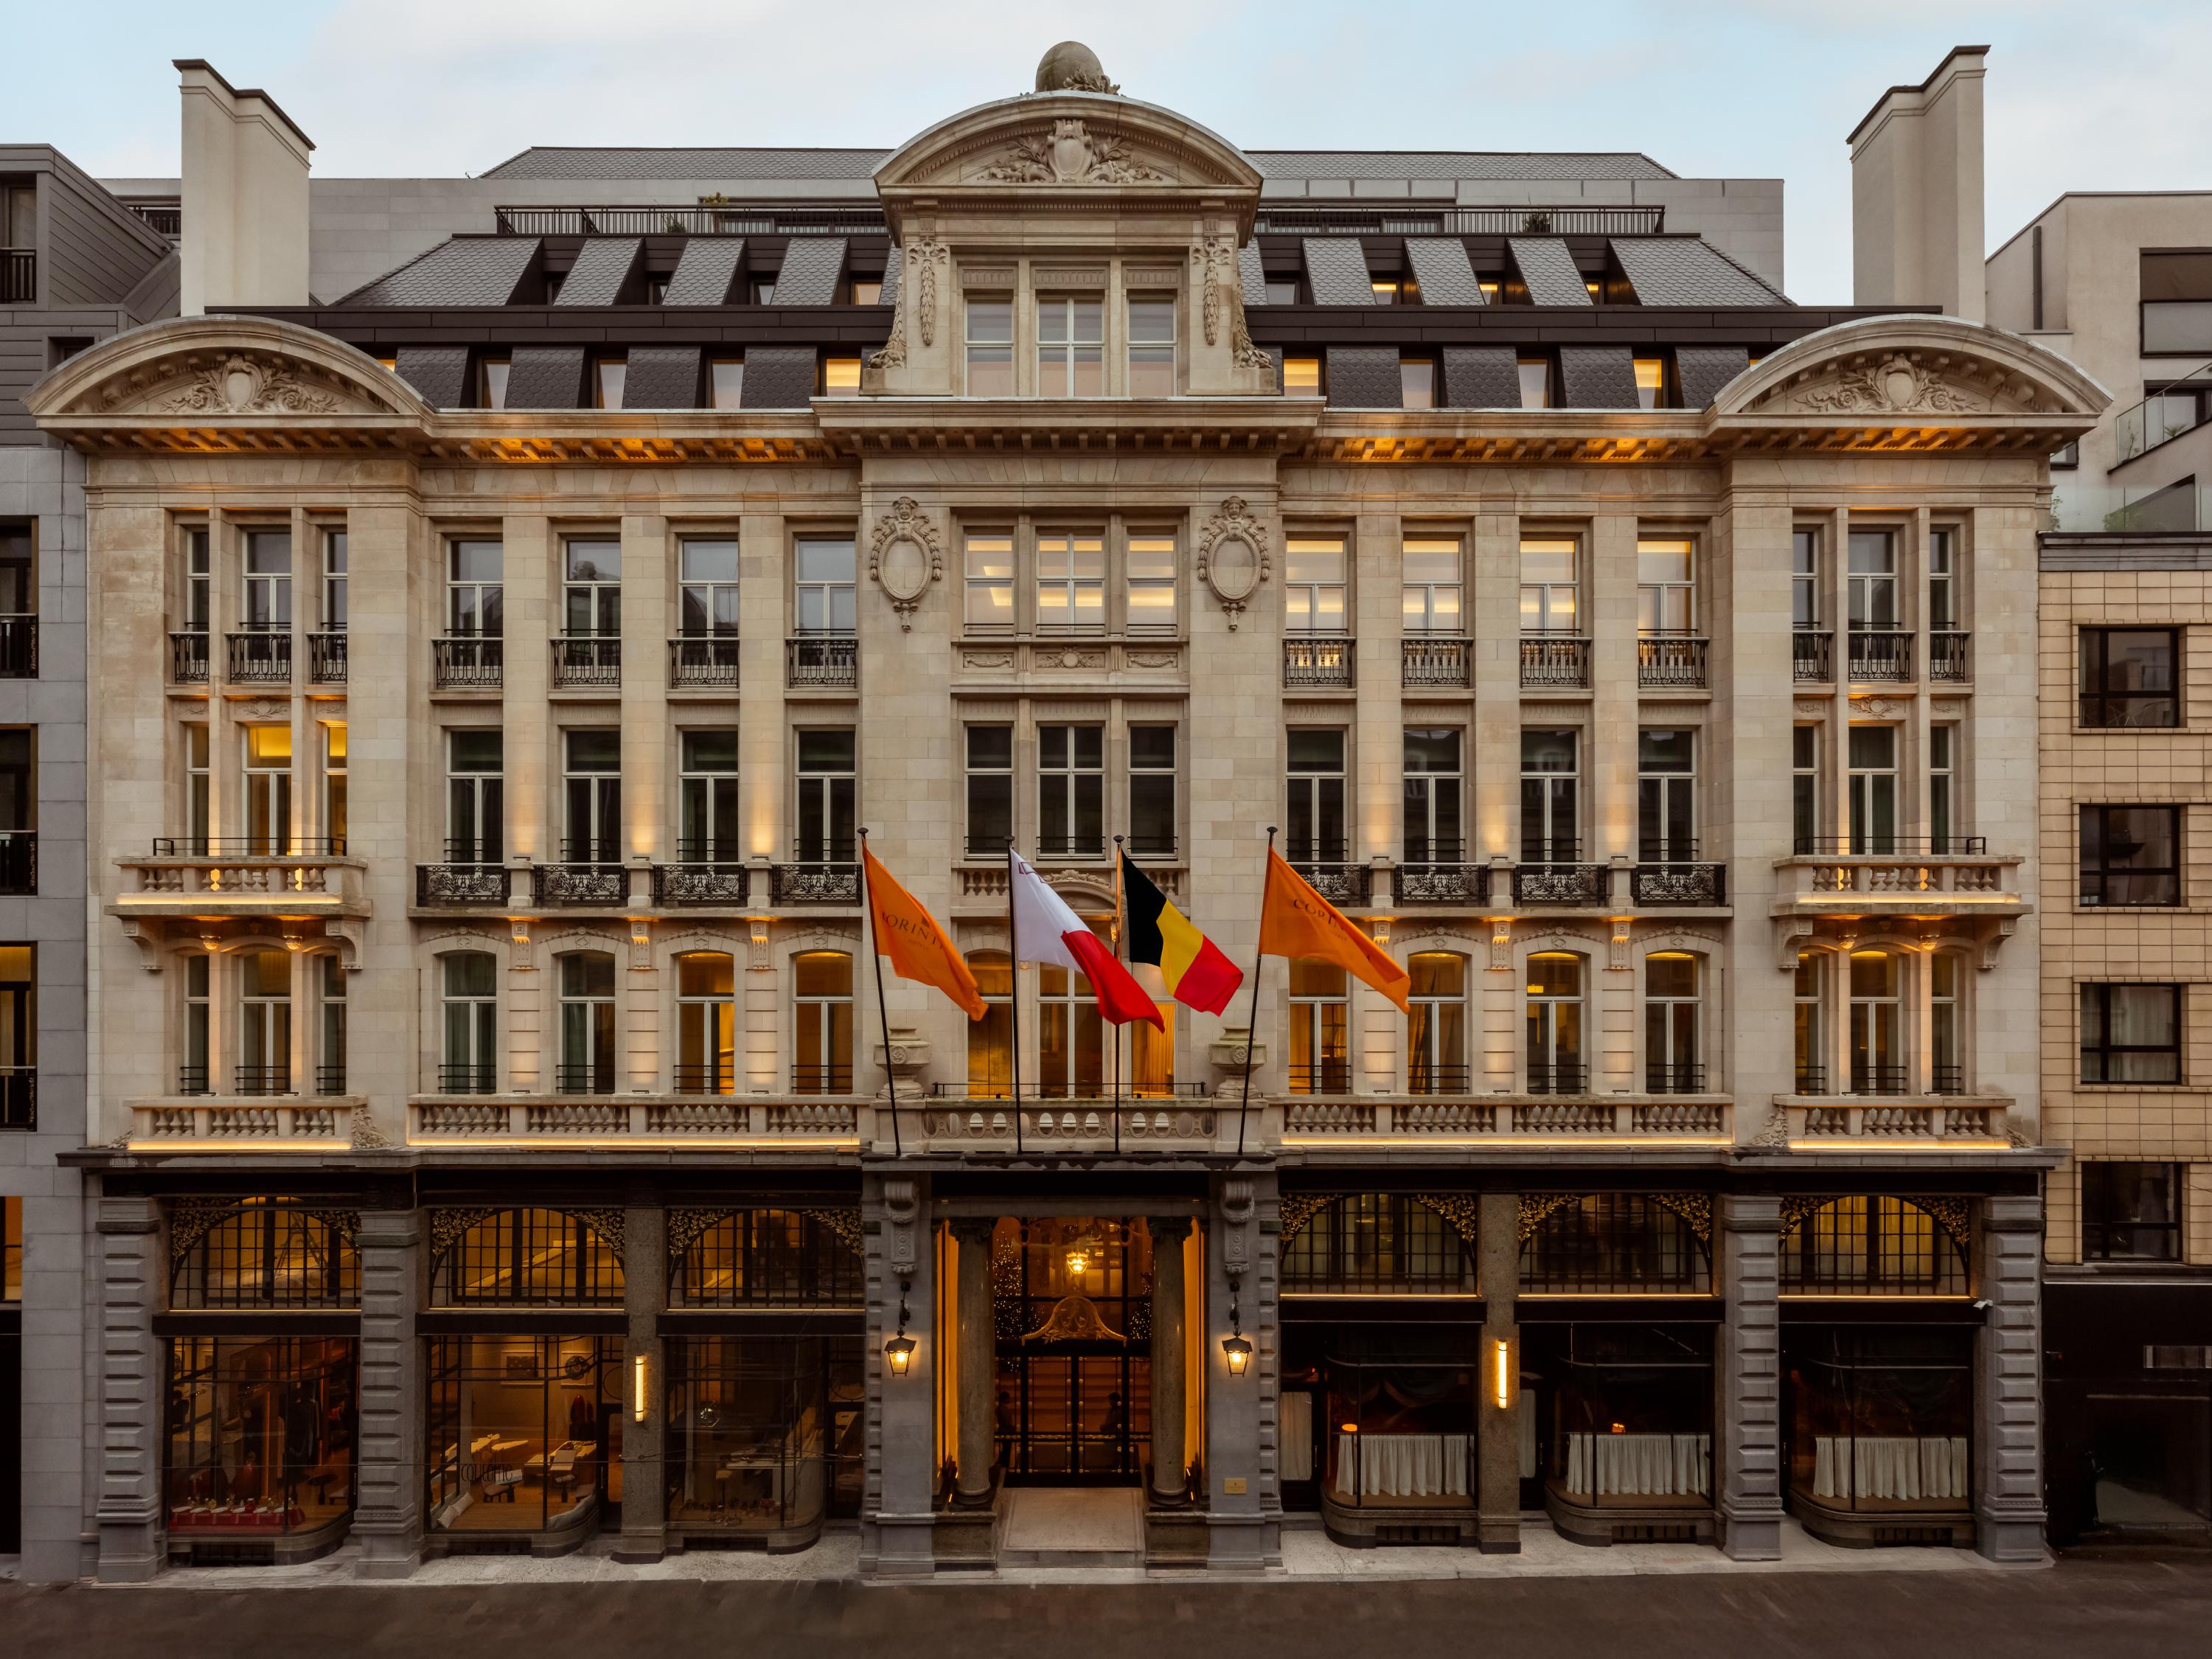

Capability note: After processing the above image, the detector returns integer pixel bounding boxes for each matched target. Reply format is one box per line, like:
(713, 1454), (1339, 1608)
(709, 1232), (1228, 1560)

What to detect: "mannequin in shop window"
(1099, 1391), (1127, 1437)
(568, 1391), (595, 1445)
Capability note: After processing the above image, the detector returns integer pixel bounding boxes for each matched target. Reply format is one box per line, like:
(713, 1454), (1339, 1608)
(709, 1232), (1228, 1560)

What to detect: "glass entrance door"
(995, 1352), (1150, 1484)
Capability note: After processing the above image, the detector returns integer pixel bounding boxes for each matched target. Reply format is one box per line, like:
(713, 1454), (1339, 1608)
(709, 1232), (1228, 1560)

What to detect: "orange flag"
(863, 845), (987, 1020)
(1257, 846), (1411, 1012)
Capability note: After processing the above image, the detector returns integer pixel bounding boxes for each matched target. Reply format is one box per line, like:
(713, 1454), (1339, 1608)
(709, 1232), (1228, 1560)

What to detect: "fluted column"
(1149, 1217), (1191, 1506)
(950, 1218), (997, 1508)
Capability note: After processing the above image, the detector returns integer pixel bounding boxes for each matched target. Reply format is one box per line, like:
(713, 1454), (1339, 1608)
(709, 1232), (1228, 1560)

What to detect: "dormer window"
(595, 356), (627, 411)
(852, 278), (883, 305)
(1371, 281), (1400, 305)
(1265, 279), (1298, 305)
(1037, 295), (1103, 397)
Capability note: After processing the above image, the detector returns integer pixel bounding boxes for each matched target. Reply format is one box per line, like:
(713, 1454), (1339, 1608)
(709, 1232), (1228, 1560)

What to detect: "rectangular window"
(320, 955), (347, 1096)
(563, 538), (621, 637)
(1792, 528), (1820, 628)
(678, 731), (739, 862)
(1265, 279), (1298, 305)
(2140, 251), (2212, 354)
(1847, 726), (1897, 855)
(1636, 537), (1694, 636)
(678, 538), (740, 636)
(2080, 804), (2182, 906)
(2081, 1160), (2183, 1259)
(1520, 538), (1579, 634)
(1928, 528), (1958, 630)
(448, 539), (503, 636)
(322, 531), (347, 632)
(796, 729), (856, 862)
(2080, 627), (2180, 728)
(1287, 730), (1346, 862)
(243, 530), (291, 631)
(1037, 295), (1104, 397)
(852, 278), (883, 305)
(1128, 725), (1175, 857)
(2080, 985), (2183, 1084)
(242, 725), (292, 858)
(186, 724), (210, 855)
(1282, 356), (1321, 395)
(1930, 952), (1961, 1093)
(1929, 726), (1957, 854)
(184, 953), (210, 1094)
(1038, 725), (1104, 858)
(0, 521), (30, 626)
(562, 729), (622, 863)
(709, 358), (744, 410)
(440, 952), (498, 1085)
(1035, 532), (1105, 633)
(794, 536), (856, 634)
(1792, 726), (1820, 852)
(479, 358), (510, 409)
(1402, 728), (1462, 863)
(595, 356), (627, 411)
(966, 295), (1014, 395)
(1127, 294), (1176, 397)
(964, 725), (1012, 856)
(1638, 728), (1694, 860)
(1793, 953), (1823, 1093)
(1847, 529), (1898, 630)
(1126, 535), (1176, 633)
(445, 729), (503, 862)
(1633, 355), (1665, 410)
(1371, 280), (1400, 305)
(964, 532), (1014, 631)
(323, 724), (347, 855)
(1399, 355), (1436, 409)
(1401, 537), (1461, 634)
(1520, 729), (1579, 862)
(1517, 357), (1551, 409)
(184, 526), (210, 632)
(819, 355), (860, 398)
(1284, 536), (1346, 634)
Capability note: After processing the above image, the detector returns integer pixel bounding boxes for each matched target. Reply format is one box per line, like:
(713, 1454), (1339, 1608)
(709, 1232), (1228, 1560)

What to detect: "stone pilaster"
(1716, 1193), (1785, 1559)
(1975, 1194), (2047, 1561)
(93, 1194), (162, 1582)
(616, 1203), (667, 1561)
(1148, 1217), (1191, 1506)
(1475, 1191), (1520, 1553)
(949, 1217), (997, 1508)
(353, 1206), (424, 1579)
(1205, 1173), (1278, 1571)
(861, 1174), (936, 1578)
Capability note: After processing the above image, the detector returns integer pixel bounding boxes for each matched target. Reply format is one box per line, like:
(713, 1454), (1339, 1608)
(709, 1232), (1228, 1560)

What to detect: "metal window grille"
(669, 1211), (864, 1308)
(1280, 1194), (1474, 1295)
(1518, 1194), (1710, 1294)
(171, 1203), (361, 1309)
(1780, 1197), (1968, 1295)
(430, 1208), (625, 1306)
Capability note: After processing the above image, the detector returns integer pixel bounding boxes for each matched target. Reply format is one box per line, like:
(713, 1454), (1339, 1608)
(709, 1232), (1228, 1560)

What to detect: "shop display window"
(425, 1335), (619, 1534)
(165, 1335), (357, 1538)
(1786, 1325), (1973, 1512)
(665, 1335), (863, 1534)
(1780, 1197), (1969, 1296)
(1322, 1329), (1478, 1509)
(1537, 1324), (1714, 1506)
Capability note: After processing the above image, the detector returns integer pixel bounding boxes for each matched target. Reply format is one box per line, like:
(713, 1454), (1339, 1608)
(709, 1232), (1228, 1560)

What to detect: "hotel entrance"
(992, 1217), (1152, 1486)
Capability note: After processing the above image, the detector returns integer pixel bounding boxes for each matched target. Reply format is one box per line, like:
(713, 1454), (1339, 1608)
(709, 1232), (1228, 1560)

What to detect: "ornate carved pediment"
(105, 351), (363, 418)
(1713, 316), (2110, 426)
(29, 316), (428, 428)
(975, 119), (1172, 185)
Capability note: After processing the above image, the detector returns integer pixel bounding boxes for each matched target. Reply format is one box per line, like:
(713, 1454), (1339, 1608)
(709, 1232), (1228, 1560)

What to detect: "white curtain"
(1332, 1433), (1470, 1499)
(1813, 1436), (1969, 1501)
(1562, 1433), (1711, 1498)
(1280, 1392), (1313, 1483)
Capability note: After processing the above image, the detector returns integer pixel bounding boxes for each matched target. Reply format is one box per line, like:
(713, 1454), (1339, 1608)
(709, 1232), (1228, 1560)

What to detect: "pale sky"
(9, 0), (2210, 304)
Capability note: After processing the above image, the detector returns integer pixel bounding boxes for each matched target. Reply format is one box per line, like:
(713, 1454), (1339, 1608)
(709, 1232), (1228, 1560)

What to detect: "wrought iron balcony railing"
(1847, 628), (1913, 681)
(1283, 635), (1354, 689)
(0, 614), (37, 678)
(1794, 1066), (1828, 1095)
(671, 1062), (737, 1096)
(434, 635), (503, 688)
(787, 635), (858, 688)
(552, 634), (621, 687)
(1405, 1064), (1472, 1096)
(437, 1063), (498, 1095)
(670, 634), (740, 688)
(1792, 629), (1832, 682)
(306, 630), (347, 684)
(226, 630), (291, 684)
(771, 860), (860, 904)
(1637, 634), (1708, 688)
(417, 863), (508, 905)
(1397, 858), (1489, 905)
(1527, 1061), (1588, 1096)
(790, 1063), (854, 1096)
(1400, 636), (1469, 688)
(1849, 1064), (1911, 1097)
(1644, 1062), (1708, 1095)
(316, 1064), (348, 1097)
(1929, 630), (1971, 681)
(1520, 633), (1590, 687)
(1290, 860), (1369, 906)
(533, 855), (627, 906)
(1630, 860), (1725, 905)
(1512, 860), (1604, 905)
(554, 1061), (617, 1096)
(1288, 1061), (1353, 1096)
(653, 861), (750, 906)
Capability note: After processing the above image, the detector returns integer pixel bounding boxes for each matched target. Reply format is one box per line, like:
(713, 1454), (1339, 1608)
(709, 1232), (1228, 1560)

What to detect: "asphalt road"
(7, 1556), (2210, 1659)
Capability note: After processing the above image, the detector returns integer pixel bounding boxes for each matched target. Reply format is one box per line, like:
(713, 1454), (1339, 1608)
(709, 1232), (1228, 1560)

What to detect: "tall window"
(595, 356), (627, 410)
(1128, 725), (1175, 856)
(2079, 628), (2179, 728)
(439, 953), (498, 1092)
(676, 952), (737, 1094)
(1394, 353), (1436, 408)
(186, 724), (211, 855)
(1847, 727), (1897, 855)
(2080, 805), (2181, 906)
(1402, 728), (1461, 862)
(1285, 537), (1347, 634)
(1038, 960), (1103, 1096)
(321, 530), (347, 632)
(562, 730), (621, 862)
(1036, 532), (1105, 632)
(184, 527), (210, 633)
(563, 538), (621, 638)
(1127, 293), (1175, 396)
(1517, 356), (1551, 409)
(1793, 953), (1824, 1092)
(322, 724), (347, 854)
(1037, 294), (1104, 397)
(967, 950), (1012, 1096)
(792, 952), (852, 1094)
(1792, 726), (1820, 852)
(1287, 730), (1346, 862)
(242, 726), (291, 857)
(1401, 538), (1461, 634)
(1638, 728), (1694, 860)
(1126, 535), (1176, 633)
(1929, 726), (1958, 854)
(1407, 952), (1467, 1094)
(678, 731), (739, 860)
(1644, 953), (1700, 1091)
(1637, 537), (1694, 636)
(964, 532), (1015, 631)
(708, 358), (743, 410)
(965, 295), (1014, 395)
(796, 730), (856, 861)
(1792, 529), (1820, 628)
(445, 730), (502, 862)
(1927, 529), (1958, 631)
(795, 537), (856, 635)
(1526, 953), (1584, 1092)
(679, 539), (739, 636)
(964, 725), (1013, 855)
(1289, 960), (1349, 1093)
(1039, 725), (1103, 857)
(1520, 539), (1579, 634)
(243, 530), (291, 632)
(557, 952), (617, 1093)
(448, 539), (502, 636)
(1520, 729), (1579, 862)
(1930, 953), (1962, 1093)
(2083, 1162), (2183, 1261)
(319, 956), (347, 1096)
(2080, 984), (2182, 1082)
(238, 950), (291, 1095)
(1848, 951), (1902, 1094)
(183, 953), (210, 1093)
(1846, 529), (1897, 631)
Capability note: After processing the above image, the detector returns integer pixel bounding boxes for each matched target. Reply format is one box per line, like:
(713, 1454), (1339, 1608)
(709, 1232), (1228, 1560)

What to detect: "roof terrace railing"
(2113, 361), (2212, 466)
(495, 204), (890, 237)
(1252, 206), (1664, 238)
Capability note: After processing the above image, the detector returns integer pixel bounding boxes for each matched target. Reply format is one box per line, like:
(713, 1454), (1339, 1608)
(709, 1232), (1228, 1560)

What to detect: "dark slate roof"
(394, 345), (470, 408)
(1611, 236), (1787, 306)
(624, 345), (703, 408)
(663, 237), (745, 305)
(880, 246), (900, 306)
(553, 237), (642, 306)
(1557, 345), (1640, 408)
(1507, 237), (1592, 306)
(1324, 346), (1402, 408)
(337, 235), (539, 306)
(1405, 237), (1485, 305)
(1440, 347), (1520, 408)
(1238, 242), (1269, 302)
(1249, 150), (1674, 181)
(484, 147), (895, 180)
(773, 237), (848, 305)
(1675, 345), (1752, 409)
(505, 344), (588, 409)
(1301, 238), (1374, 305)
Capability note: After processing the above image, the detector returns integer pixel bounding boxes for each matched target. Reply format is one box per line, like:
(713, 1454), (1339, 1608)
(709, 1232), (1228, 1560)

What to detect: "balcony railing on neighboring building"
(0, 614), (36, 678)
(1644, 1062), (1708, 1095)
(670, 634), (740, 689)
(2113, 361), (2212, 464)
(1520, 634), (1589, 687)
(226, 630), (291, 684)
(1283, 634), (1354, 689)
(170, 630), (210, 684)
(1931, 1065), (1965, 1097)
(0, 831), (35, 896)
(0, 248), (35, 304)
(1929, 630), (1971, 681)
(1637, 634), (1708, 689)
(653, 855), (750, 906)
(1792, 629), (1832, 682)
(552, 634), (621, 687)
(416, 861), (507, 905)
(1794, 1066), (1828, 1096)
(671, 1062), (737, 1096)
(495, 204), (891, 237)
(1630, 859), (1725, 905)
(1792, 835), (1989, 858)
(233, 1065), (291, 1097)
(434, 635), (503, 689)
(0, 1067), (32, 1130)
(771, 857), (860, 905)
(437, 1063), (498, 1095)
(787, 634), (858, 689)
(1847, 628), (1912, 681)
(1527, 1061), (1588, 1096)
(1036, 834), (1107, 860)
(1512, 852), (1604, 905)
(533, 849), (627, 906)
(307, 630), (348, 684)
(1400, 636), (1469, 688)
(554, 1061), (617, 1096)
(1397, 852), (1488, 905)
(1253, 204), (1663, 237)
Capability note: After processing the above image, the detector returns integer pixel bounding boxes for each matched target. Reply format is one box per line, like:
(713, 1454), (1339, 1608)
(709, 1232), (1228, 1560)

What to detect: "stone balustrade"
(1281, 1094), (1733, 1141)
(130, 1097), (360, 1145)
(1781, 1096), (2012, 1144)
(115, 852), (369, 918)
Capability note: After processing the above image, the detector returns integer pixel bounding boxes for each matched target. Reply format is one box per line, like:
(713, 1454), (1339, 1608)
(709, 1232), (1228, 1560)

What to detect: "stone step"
(997, 1487), (1145, 1571)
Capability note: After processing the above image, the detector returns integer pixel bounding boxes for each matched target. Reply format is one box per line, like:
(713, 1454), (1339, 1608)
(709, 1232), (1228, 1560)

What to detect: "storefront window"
(669, 1210), (863, 1308)
(431, 1208), (624, 1306)
(1324, 1329), (1477, 1509)
(166, 1335), (357, 1542)
(664, 1335), (863, 1537)
(1780, 1197), (1969, 1296)
(173, 1201), (359, 1309)
(1282, 1194), (1475, 1295)
(1537, 1324), (1713, 1508)
(1519, 1194), (1709, 1295)
(425, 1335), (618, 1536)
(1786, 1326), (1973, 1514)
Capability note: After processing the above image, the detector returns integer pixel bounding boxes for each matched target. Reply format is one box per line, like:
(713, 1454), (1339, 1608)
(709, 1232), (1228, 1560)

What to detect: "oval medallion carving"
(867, 497), (944, 631)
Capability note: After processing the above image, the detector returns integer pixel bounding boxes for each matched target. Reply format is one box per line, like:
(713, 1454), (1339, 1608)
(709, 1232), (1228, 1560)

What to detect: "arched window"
(1407, 951), (1468, 1096)
(967, 950), (1011, 1097)
(431, 1207), (623, 1306)
(1519, 1194), (1710, 1294)
(1781, 1197), (1968, 1295)
(1039, 961), (1102, 1097)
(556, 950), (617, 1094)
(238, 949), (291, 1096)
(439, 950), (497, 1093)
(792, 951), (853, 1095)
(172, 1200), (359, 1308)
(1847, 950), (1902, 1095)
(669, 1210), (863, 1307)
(1290, 959), (1348, 1094)
(1281, 1194), (1474, 1294)
(1644, 952), (1702, 1093)
(675, 951), (736, 1094)
(1526, 952), (1584, 1093)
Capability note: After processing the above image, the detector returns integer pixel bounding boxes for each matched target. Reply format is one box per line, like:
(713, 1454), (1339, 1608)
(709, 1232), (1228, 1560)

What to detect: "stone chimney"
(1848, 46), (1986, 320)
(175, 59), (313, 316)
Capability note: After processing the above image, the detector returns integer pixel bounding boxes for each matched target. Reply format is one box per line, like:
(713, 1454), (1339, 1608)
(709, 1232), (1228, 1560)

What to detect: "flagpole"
(858, 828), (902, 1157)
(1237, 827), (1276, 1158)
(1006, 838), (1023, 1155)
(1111, 835), (1124, 1154)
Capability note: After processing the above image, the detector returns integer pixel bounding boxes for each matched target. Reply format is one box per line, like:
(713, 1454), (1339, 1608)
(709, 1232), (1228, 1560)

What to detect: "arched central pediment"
(1710, 313), (2109, 422)
(26, 315), (428, 425)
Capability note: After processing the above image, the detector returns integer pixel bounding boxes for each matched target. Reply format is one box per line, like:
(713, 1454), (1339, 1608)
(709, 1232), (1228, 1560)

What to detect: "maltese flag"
(1009, 853), (1165, 1029)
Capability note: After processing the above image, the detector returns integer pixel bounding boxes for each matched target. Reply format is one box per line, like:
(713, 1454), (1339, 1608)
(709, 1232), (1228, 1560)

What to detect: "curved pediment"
(27, 315), (428, 424)
(875, 91), (1261, 204)
(1712, 314), (2109, 422)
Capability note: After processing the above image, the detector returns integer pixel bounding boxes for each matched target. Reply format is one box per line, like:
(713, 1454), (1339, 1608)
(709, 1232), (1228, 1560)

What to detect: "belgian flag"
(1119, 849), (1244, 1015)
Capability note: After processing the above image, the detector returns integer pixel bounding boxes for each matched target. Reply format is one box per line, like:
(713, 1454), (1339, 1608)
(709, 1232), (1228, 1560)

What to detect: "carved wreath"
(869, 239), (947, 371)
(1791, 353), (1983, 416)
(868, 496), (944, 630)
(145, 352), (344, 417)
(1192, 235), (1273, 373)
(978, 121), (1169, 185)
(1195, 496), (1272, 630)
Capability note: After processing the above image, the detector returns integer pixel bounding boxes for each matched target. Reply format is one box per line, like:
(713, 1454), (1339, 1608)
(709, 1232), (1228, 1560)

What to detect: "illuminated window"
(1371, 281), (1399, 304)
(1284, 535), (1346, 633)
(241, 724), (292, 858)
(1401, 536), (1461, 634)
(1636, 536), (1695, 636)
(963, 532), (1014, 630)
(1519, 538), (1579, 634)
(1525, 952), (1585, 1093)
(677, 952), (738, 1095)
(1633, 355), (1665, 409)
(1125, 534), (1176, 633)
(1289, 959), (1349, 1094)
(1283, 355), (1322, 395)
(967, 950), (1012, 1096)
(1036, 532), (1104, 632)
(1644, 953), (1701, 1091)
(1407, 952), (1468, 1095)
(818, 355), (860, 398)
(851, 278), (883, 305)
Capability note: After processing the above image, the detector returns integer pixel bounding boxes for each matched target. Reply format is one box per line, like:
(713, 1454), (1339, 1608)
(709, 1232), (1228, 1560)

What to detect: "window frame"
(2079, 982), (2183, 1084)
(321, 529), (347, 633)
(2079, 627), (2180, 728)
(793, 728), (857, 863)
(791, 950), (854, 1096)
(1124, 532), (1177, 635)
(964, 724), (1013, 858)
(1519, 538), (1581, 636)
(793, 535), (857, 636)
(1286, 728), (1347, 863)
(560, 537), (622, 639)
(962, 531), (1015, 633)
(1035, 292), (1105, 397)
(1126, 291), (1177, 397)
(1400, 535), (1463, 636)
(1034, 530), (1105, 634)
(2081, 1161), (2184, 1261)
(964, 293), (1015, 396)
(1127, 723), (1176, 858)
(2079, 803), (2183, 907)
(1284, 535), (1348, 636)
(1037, 723), (1105, 859)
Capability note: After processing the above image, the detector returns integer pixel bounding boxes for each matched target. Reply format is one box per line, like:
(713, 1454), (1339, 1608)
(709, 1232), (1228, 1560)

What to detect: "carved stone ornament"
(1792, 699), (1828, 718)
(1855, 696), (1900, 720)
(1192, 234), (1272, 372)
(1024, 1294), (1124, 1344)
(1195, 496), (1270, 630)
(868, 497), (943, 630)
(134, 352), (344, 417)
(978, 119), (1169, 185)
(1034, 41), (1120, 94)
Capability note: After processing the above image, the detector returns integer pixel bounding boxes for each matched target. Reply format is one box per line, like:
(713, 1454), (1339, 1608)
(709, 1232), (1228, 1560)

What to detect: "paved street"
(7, 1556), (2209, 1659)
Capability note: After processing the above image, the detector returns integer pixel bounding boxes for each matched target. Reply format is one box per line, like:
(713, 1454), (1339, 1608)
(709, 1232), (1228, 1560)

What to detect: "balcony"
(1775, 838), (2023, 920)
(1283, 635), (1354, 689)
(307, 631), (347, 684)
(1637, 635), (1707, 689)
(1283, 1094), (1731, 1141)
(1035, 834), (1107, 861)
(0, 248), (33, 303)
(170, 630), (210, 684)
(1396, 852), (1489, 906)
(1520, 634), (1590, 688)
(433, 635), (503, 689)
(128, 1096), (358, 1147)
(409, 1092), (866, 1145)
(1289, 1062), (1353, 1096)
(895, 1091), (1234, 1155)
(232, 1065), (292, 1098)
(1792, 629), (1832, 683)
(226, 630), (291, 684)
(1405, 1065), (1472, 1097)
(0, 830), (35, 895)
(116, 839), (367, 919)
(554, 1062), (617, 1096)
(1644, 1062), (1708, 1095)
(437, 1063), (498, 1095)
(1929, 630), (1971, 681)
(1289, 856), (1368, 907)
(1630, 858), (1725, 906)
(1512, 852), (1605, 905)
(552, 634), (621, 688)
(787, 635), (857, 689)
(653, 849), (751, 906)
(316, 1064), (347, 1097)
(1400, 636), (1469, 688)
(2115, 362), (2212, 464)
(670, 635), (740, 689)
(1781, 1096), (2012, 1147)
(0, 1068), (32, 1130)
(0, 615), (36, 678)
(671, 1062), (743, 1096)
(1846, 628), (1911, 681)
(532, 848), (627, 907)
(415, 861), (508, 906)
(1527, 1061), (1589, 1095)
(771, 857), (860, 905)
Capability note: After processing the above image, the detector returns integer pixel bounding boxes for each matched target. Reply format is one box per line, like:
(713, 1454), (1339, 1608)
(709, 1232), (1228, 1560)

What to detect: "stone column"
(354, 1206), (425, 1579)
(950, 1217), (997, 1507)
(863, 1174), (936, 1578)
(1975, 1194), (2046, 1561)
(1475, 1191), (1520, 1553)
(93, 1194), (162, 1582)
(616, 1202), (667, 1562)
(1715, 1194), (1785, 1559)
(1148, 1217), (1191, 1506)
(1205, 1173), (1276, 1571)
